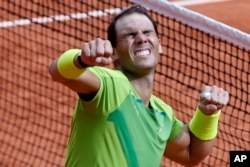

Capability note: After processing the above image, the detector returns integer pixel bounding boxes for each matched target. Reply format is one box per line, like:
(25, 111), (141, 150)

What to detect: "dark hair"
(107, 5), (158, 47)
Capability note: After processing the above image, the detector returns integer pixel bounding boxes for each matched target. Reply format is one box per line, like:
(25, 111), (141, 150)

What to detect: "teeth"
(135, 50), (150, 57)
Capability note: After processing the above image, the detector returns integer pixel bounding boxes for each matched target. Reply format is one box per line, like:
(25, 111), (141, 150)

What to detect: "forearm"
(165, 86), (228, 166)
(187, 128), (216, 166)
(48, 49), (100, 94)
(187, 107), (221, 165)
(49, 49), (84, 81)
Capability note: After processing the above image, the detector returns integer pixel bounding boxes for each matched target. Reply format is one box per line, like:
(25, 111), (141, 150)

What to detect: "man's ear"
(112, 49), (119, 61)
(112, 49), (120, 68)
(158, 40), (163, 54)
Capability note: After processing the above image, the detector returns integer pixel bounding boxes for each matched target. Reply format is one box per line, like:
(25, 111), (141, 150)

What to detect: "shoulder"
(150, 95), (174, 118)
(151, 95), (172, 111)
(88, 66), (126, 79)
(88, 67), (130, 90)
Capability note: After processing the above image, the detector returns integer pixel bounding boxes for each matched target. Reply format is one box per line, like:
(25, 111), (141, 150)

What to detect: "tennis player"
(49, 5), (229, 167)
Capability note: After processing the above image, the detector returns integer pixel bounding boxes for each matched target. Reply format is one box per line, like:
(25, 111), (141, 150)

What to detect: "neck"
(125, 71), (154, 106)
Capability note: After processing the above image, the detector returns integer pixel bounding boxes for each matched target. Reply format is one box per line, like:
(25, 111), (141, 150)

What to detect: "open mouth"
(135, 49), (150, 57)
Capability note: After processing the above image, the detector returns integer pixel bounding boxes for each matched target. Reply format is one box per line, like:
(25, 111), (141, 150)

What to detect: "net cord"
(129, 0), (250, 51)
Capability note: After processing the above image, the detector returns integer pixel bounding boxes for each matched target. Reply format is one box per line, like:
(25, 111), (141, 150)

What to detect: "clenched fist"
(79, 38), (114, 66)
(198, 85), (229, 114)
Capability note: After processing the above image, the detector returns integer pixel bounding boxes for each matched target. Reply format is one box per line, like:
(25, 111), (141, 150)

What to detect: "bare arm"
(48, 38), (113, 94)
(164, 85), (229, 166)
(165, 125), (215, 166)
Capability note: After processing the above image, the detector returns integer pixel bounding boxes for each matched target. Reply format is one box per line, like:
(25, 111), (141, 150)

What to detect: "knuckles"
(81, 38), (113, 66)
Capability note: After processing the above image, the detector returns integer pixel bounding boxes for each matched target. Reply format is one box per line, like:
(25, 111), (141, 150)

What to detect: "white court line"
(0, 0), (230, 28)
(0, 8), (121, 28)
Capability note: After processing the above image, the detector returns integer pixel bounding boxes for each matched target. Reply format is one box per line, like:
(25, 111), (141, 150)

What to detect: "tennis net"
(0, 0), (249, 166)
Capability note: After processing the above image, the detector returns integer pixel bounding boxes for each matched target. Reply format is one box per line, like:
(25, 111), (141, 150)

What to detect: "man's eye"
(143, 30), (153, 35)
(124, 33), (136, 38)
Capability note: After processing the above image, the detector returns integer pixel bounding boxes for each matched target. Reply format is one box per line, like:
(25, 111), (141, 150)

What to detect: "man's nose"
(134, 31), (148, 43)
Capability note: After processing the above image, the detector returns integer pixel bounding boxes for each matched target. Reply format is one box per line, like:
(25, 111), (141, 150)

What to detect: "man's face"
(114, 13), (162, 75)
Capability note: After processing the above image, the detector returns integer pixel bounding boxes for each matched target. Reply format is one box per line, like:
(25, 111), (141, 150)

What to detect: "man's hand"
(198, 85), (229, 114)
(80, 38), (113, 66)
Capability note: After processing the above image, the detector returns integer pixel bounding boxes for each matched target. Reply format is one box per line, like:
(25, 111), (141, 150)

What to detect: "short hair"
(107, 5), (159, 47)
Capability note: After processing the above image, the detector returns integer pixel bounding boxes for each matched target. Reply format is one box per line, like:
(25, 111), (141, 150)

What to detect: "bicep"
(164, 125), (191, 164)
(165, 124), (216, 166)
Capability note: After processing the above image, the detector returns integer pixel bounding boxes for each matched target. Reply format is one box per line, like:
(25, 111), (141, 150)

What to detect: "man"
(49, 5), (229, 167)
